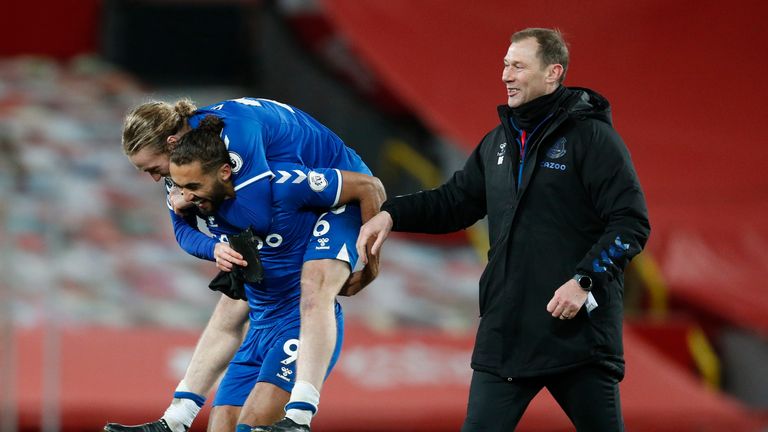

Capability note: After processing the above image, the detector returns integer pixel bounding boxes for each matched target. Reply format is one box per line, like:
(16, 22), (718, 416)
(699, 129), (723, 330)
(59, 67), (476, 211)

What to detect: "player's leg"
(104, 295), (250, 432)
(251, 307), (344, 432)
(289, 207), (356, 425)
(206, 319), (266, 432)
(208, 406), (241, 432)
(546, 363), (625, 431)
(257, 206), (358, 431)
(184, 295), (250, 395)
(280, 259), (348, 426)
(298, 258), (349, 382)
(237, 383), (290, 427)
(237, 322), (301, 428)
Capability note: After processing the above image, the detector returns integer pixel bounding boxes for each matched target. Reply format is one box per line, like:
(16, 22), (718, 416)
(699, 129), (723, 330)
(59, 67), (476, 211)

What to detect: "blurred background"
(1, 0), (767, 431)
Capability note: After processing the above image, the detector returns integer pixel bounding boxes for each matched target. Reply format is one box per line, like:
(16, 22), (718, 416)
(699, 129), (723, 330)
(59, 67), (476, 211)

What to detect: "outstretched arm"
(334, 171), (386, 295)
(336, 170), (387, 225)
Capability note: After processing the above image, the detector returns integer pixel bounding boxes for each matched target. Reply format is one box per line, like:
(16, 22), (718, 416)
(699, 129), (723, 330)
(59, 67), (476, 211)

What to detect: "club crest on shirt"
(546, 138), (567, 159)
(229, 151), (243, 173)
(308, 171), (328, 192)
(496, 142), (507, 165)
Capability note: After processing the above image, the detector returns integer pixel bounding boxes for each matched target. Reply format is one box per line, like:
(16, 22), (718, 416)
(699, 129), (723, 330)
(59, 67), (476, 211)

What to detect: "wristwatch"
(573, 274), (593, 292)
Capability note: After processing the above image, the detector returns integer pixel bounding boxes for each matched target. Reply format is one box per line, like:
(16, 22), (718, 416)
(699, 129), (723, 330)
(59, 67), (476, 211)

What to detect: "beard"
(197, 180), (230, 216)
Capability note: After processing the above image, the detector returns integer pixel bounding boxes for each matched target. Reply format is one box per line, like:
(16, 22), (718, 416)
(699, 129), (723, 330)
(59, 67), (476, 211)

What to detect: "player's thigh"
(546, 364), (624, 432)
(302, 204), (362, 293)
(208, 294), (250, 332)
(461, 370), (542, 432)
(208, 405), (241, 432)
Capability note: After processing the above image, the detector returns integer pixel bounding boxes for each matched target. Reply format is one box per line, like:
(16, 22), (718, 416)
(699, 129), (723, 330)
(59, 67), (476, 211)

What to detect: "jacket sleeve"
(169, 209), (218, 261)
(382, 140), (488, 233)
(575, 122), (651, 287)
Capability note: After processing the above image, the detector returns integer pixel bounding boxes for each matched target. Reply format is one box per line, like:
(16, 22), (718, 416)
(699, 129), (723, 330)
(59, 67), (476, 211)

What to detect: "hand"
(214, 242), (248, 272)
(169, 185), (195, 215)
(356, 211), (393, 265)
(546, 279), (588, 320)
(338, 251), (380, 296)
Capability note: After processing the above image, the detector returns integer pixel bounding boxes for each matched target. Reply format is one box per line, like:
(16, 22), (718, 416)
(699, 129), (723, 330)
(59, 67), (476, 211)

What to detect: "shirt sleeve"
(163, 179), (218, 260)
(271, 163), (343, 210)
(168, 209), (217, 261)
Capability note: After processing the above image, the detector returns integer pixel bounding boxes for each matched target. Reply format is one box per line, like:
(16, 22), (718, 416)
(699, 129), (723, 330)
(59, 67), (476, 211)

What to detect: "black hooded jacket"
(382, 87), (650, 379)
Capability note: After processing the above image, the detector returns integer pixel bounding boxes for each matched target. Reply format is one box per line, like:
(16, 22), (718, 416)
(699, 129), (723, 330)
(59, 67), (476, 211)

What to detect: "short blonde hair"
(121, 98), (197, 156)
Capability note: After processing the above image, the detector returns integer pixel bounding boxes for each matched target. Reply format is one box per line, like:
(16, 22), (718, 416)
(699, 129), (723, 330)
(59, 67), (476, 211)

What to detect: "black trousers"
(461, 364), (624, 431)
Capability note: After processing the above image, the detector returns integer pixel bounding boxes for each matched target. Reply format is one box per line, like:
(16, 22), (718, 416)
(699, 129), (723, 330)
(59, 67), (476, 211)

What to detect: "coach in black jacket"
(357, 28), (649, 431)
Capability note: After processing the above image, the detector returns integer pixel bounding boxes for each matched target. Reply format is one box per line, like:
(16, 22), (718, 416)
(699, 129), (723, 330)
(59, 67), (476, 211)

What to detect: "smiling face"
(129, 147), (170, 182)
(169, 160), (233, 215)
(502, 37), (562, 108)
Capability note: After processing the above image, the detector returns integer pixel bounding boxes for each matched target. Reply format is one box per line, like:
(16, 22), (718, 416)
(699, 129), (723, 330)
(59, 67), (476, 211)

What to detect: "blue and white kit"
(165, 97), (372, 406)
(168, 97), (370, 261)
(169, 163), (362, 406)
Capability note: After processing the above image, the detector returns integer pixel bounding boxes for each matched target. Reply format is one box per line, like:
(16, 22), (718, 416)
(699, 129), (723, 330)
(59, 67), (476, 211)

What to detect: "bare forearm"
(338, 171), (386, 223)
(360, 177), (386, 223)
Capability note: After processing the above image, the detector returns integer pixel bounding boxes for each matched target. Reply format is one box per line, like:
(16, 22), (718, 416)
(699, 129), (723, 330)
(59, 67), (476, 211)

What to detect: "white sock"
(162, 380), (205, 432)
(284, 380), (320, 426)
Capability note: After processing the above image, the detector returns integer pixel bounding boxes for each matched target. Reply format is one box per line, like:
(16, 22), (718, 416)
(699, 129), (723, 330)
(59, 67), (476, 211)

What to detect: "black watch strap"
(573, 274), (593, 291)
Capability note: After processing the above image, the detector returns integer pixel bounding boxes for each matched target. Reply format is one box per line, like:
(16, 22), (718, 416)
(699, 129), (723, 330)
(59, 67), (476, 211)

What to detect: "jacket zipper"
(516, 130), (526, 192)
(513, 113), (553, 192)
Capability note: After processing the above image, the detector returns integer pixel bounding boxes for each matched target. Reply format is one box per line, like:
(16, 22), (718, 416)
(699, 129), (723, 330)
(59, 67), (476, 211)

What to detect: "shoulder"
(473, 124), (506, 162)
(476, 123), (504, 147)
(269, 162), (309, 194)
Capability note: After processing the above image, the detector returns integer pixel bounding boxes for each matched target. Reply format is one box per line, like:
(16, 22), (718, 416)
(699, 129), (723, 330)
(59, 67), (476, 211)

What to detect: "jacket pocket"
(478, 245), (499, 316)
(478, 269), (490, 317)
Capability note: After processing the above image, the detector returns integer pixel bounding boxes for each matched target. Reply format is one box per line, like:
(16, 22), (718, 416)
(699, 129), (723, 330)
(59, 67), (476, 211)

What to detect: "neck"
(510, 85), (565, 131)
(224, 182), (236, 199)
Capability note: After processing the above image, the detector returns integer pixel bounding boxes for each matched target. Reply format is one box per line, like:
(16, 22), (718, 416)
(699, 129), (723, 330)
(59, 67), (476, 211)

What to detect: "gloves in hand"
(208, 227), (264, 300)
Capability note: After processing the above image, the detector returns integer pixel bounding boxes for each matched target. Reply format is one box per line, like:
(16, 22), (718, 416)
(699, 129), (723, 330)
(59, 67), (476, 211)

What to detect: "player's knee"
(301, 259), (349, 308)
(299, 285), (335, 315)
(301, 260), (350, 297)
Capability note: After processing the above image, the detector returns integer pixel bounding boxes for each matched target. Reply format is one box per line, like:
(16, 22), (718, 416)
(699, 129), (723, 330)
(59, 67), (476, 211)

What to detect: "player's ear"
(166, 124), (190, 149)
(166, 135), (178, 150)
(219, 163), (232, 182)
(546, 63), (563, 84)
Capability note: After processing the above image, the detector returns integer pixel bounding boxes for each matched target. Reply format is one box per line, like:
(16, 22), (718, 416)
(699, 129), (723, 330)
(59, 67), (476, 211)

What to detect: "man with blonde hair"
(107, 97), (382, 432)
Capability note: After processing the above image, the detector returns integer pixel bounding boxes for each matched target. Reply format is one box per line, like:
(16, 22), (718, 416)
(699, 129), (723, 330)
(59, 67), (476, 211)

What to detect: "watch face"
(579, 276), (592, 289)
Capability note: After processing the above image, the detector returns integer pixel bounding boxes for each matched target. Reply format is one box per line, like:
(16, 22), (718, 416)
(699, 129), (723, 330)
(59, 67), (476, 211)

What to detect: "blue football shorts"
(304, 203), (363, 272)
(213, 306), (344, 407)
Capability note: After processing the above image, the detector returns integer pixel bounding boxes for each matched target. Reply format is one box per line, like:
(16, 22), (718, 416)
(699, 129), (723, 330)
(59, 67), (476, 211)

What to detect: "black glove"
(208, 270), (247, 301)
(228, 227), (264, 284)
(207, 227), (264, 300)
